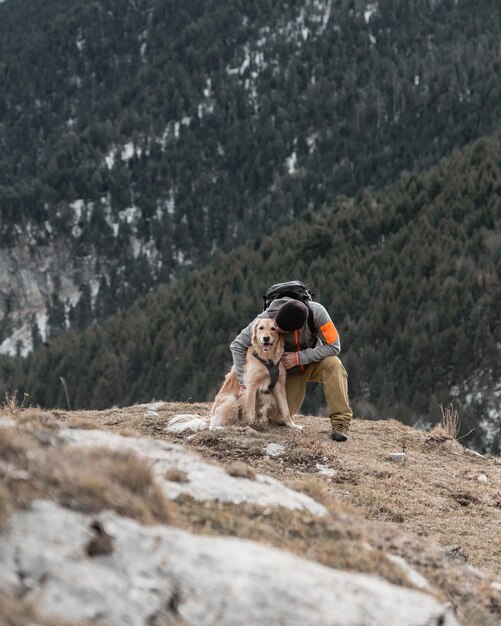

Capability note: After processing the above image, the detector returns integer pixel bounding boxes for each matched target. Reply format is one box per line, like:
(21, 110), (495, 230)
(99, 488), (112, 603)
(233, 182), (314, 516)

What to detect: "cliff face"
(0, 238), (98, 355)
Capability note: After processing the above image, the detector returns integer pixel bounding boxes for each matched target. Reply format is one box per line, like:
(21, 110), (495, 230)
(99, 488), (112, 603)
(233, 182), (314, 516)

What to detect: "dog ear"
(252, 319), (259, 344)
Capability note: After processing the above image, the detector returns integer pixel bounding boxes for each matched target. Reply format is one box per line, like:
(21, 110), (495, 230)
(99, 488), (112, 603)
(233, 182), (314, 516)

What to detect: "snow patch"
(121, 142), (136, 161)
(70, 199), (86, 237)
(75, 32), (85, 51)
(286, 151), (298, 174)
(105, 149), (115, 170)
(0, 307), (48, 357)
(119, 206), (140, 225)
(198, 101), (215, 119)
(364, 3), (378, 23)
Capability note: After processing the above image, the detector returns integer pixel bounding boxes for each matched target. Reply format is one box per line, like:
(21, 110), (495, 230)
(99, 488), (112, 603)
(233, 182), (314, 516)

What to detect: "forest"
(1, 0), (501, 341)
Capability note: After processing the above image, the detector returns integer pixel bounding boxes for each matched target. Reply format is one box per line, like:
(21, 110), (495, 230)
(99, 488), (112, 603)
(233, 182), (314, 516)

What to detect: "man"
(230, 294), (353, 441)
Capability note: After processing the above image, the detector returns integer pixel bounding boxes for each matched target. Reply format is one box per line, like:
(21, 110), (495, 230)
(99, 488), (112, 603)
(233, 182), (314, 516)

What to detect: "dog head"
(251, 318), (283, 359)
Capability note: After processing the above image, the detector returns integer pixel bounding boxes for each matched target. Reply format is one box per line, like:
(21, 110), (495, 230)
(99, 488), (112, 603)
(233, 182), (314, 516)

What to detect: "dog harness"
(251, 351), (280, 393)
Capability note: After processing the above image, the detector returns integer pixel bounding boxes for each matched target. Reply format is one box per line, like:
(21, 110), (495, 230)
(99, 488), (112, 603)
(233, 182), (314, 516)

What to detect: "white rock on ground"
(58, 429), (326, 516)
(316, 463), (336, 476)
(0, 417), (16, 426)
(139, 401), (166, 411)
(0, 501), (459, 626)
(386, 554), (430, 590)
(265, 442), (286, 457)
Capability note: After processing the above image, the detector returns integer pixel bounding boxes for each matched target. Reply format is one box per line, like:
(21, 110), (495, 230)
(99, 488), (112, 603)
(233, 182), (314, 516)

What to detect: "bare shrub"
(440, 402), (460, 439)
(2, 390), (29, 414)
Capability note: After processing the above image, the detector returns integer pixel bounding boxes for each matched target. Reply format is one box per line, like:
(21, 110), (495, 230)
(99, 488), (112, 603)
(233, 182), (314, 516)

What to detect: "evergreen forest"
(1, 0), (501, 341)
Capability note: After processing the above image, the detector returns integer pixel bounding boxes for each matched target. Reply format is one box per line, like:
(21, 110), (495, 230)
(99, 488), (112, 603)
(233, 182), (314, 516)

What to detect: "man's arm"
(230, 321), (254, 384)
(297, 302), (341, 366)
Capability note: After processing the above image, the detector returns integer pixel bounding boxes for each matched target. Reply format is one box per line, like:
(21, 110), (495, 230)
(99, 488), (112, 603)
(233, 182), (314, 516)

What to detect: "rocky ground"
(0, 401), (499, 625)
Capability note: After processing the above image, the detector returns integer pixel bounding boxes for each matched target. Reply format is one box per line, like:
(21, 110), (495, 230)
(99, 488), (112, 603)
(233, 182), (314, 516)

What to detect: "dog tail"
(166, 414), (209, 434)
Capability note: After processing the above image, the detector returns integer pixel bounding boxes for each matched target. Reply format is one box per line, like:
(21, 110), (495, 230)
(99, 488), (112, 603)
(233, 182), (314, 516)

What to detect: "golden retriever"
(167, 318), (302, 433)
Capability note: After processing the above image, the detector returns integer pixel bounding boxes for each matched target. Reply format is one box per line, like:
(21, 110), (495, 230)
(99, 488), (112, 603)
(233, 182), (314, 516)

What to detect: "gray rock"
(265, 442), (286, 457)
(316, 463), (336, 476)
(388, 452), (407, 462)
(0, 501), (459, 626)
(58, 429), (327, 516)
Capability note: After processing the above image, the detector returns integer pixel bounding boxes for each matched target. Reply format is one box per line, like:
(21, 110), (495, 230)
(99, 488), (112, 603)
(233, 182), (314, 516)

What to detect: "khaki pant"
(285, 356), (353, 433)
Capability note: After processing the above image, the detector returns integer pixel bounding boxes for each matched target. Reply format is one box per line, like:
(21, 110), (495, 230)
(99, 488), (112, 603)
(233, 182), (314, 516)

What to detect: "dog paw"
(290, 423), (303, 431)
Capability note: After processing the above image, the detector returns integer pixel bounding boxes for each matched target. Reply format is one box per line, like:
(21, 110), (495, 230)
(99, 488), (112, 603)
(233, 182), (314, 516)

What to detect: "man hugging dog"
(230, 282), (353, 442)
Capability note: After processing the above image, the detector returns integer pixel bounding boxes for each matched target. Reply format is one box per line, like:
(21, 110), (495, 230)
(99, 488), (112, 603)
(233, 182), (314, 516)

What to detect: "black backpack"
(263, 281), (316, 336)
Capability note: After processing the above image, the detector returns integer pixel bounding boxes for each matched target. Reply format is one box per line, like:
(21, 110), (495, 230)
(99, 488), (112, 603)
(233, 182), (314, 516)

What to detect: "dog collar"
(252, 351), (280, 393)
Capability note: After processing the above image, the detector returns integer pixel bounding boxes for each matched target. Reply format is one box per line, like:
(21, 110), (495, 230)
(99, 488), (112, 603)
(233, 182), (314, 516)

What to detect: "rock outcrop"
(0, 500), (458, 626)
(59, 428), (327, 515)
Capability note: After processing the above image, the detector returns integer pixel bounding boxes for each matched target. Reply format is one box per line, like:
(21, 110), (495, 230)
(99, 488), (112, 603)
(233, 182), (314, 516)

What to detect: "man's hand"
(281, 352), (299, 370)
(238, 385), (246, 397)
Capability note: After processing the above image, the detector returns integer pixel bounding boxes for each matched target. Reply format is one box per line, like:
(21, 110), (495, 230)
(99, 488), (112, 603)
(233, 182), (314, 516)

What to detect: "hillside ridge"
(0, 402), (499, 625)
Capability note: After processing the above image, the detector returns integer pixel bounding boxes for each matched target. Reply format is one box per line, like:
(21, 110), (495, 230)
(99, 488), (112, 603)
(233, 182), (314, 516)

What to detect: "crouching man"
(230, 282), (353, 442)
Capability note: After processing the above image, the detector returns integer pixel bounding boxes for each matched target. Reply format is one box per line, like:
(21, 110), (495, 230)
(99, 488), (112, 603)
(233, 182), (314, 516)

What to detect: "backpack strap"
(251, 351), (280, 394)
(305, 303), (316, 340)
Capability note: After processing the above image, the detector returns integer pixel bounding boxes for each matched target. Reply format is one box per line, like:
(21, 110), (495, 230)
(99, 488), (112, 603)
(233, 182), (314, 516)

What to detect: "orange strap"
(294, 330), (304, 371)
(320, 320), (338, 344)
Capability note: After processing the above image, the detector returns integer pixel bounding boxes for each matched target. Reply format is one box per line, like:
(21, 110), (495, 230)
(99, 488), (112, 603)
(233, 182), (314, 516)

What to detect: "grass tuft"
(164, 468), (189, 483)
(226, 461), (256, 480)
(2, 390), (29, 414)
(0, 483), (12, 529)
(440, 402), (460, 439)
(0, 428), (175, 525)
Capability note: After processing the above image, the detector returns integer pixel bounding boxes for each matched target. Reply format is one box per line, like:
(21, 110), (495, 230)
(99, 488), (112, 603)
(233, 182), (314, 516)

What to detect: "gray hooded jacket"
(230, 297), (341, 384)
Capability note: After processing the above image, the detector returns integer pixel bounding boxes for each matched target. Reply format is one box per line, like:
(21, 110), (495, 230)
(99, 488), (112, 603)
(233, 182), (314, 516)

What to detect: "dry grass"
(0, 427), (174, 525)
(177, 414), (500, 575)
(0, 594), (96, 626)
(1, 390), (29, 413)
(0, 483), (11, 529)
(164, 468), (189, 483)
(440, 402), (460, 439)
(172, 493), (410, 588)
(226, 461), (256, 480)
(287, 479), (332, 507)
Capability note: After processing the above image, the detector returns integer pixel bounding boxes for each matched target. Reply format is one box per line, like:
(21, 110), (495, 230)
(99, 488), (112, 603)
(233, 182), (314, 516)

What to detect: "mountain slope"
(1, 131), (500, 450)
(0, 404), (499, 625)
(2, 0), (501, 351)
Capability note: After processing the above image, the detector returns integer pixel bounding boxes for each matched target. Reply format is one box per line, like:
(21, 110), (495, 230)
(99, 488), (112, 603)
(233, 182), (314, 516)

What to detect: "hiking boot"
(331, 430), (348, 442)
(329, 417), (349, 442)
